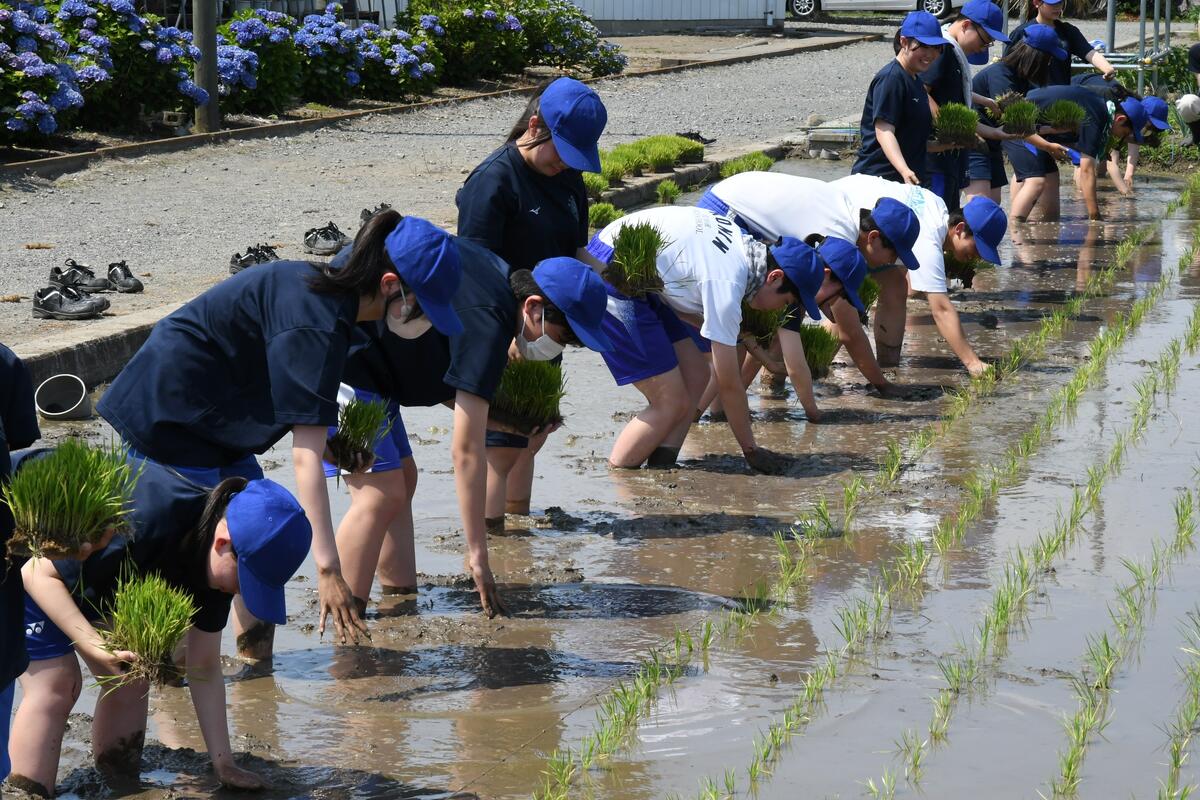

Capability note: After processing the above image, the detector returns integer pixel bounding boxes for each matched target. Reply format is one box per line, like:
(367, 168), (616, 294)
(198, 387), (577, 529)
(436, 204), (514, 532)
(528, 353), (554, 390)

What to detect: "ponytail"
(180, 476), (248, 561)
(506, 81), (555, 148)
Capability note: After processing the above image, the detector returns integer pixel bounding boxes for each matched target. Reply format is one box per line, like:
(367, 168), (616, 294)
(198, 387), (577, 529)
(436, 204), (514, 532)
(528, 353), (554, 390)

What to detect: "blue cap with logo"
(225, 479), (312, 626)
(818, 236), (869, 314)
(900, 11), (951, 47)
(384, 216), (464, 338)
(1141, 95), (1170, 131)
(872, 197), (922, 271)
(532, 257), (613, 352)
(1119, 96), (1149, 142)
(1023, 23), (1068, 60)
(769, 238), (825, 321)
(540, 77), (608, 174)
(962, 196), (1008, 266)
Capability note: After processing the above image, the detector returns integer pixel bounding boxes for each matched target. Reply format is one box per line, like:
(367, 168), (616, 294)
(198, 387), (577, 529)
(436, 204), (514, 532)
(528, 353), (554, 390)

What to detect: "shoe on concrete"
(106, 260), (143, 293)
(230, 243), (280, 275)
(49, 259), (110, 293)
(303, 221), (351, 256)
(32, 285), (106, 320)
(676, 130), (716, 145)
(359, 202), (392, 227)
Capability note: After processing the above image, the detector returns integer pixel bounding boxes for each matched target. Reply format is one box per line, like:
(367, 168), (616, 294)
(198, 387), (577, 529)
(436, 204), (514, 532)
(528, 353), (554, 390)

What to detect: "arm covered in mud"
(452, 389), (507, 618)
(187, 628), (266, 790)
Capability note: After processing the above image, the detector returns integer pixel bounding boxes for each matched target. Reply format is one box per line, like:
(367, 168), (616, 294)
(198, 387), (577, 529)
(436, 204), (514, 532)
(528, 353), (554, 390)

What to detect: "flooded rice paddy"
(16, 159), (1200, 799)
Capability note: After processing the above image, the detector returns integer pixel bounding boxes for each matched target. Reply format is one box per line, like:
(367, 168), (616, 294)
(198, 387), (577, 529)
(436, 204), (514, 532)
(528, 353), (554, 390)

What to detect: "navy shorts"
(127, 447), (263, 486)
(23, 593), (86, 662)
(323, 387), (412, 477)
(968, 146), (1008, 188)
(1003, 140), (1058, 180)
(485, 430), (530, 449)
(599, 284), (696, 386)
(0, 681), (12, 780)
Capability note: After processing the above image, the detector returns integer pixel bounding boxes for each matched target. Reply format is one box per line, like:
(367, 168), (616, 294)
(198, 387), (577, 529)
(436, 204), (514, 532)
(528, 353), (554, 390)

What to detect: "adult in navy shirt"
(1006, 0), (1115, 86)
(455, 77), (607, 524)
(853, 11), (949, 186)
(97, 215), (464, 653)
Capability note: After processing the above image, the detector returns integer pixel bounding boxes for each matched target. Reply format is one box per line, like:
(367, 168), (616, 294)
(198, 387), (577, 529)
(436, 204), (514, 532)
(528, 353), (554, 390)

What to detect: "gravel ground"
(0, 19), (1153, 346)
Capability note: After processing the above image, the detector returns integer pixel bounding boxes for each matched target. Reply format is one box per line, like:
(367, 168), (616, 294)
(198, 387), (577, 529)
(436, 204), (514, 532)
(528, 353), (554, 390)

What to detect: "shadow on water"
(965, 288), (1083, 304)
(756, 407), (942, 426)
(676, 451), (877, 478)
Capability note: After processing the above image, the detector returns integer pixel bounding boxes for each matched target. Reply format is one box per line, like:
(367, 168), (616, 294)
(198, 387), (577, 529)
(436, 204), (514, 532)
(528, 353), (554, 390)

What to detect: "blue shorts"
(1003, 140), (1058, 180)
(926, 151), (968, 212)
(127, 447), (263, 487)
(0, 681), (12, 780)
(23, 592), (83, 662)
(323, 388), (412, 478)
(599, 284), (697, 386)
(968, 146), (1008, 188)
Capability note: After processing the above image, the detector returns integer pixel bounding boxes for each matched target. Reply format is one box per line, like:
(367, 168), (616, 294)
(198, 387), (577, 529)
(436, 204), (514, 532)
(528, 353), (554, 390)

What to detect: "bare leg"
(485, 444), (524, 529)
(873, 267), (910, 365)
(661, 339), (711, 450)
(336, 467), (410, 603)
(504, 431), (548, 515)
(1034, 172), (1061, 221)
(377, 457), (419, 593)
(964, 179), (1002, 204)
(609, 367), (692, 468)
(1009, 175), (1045, 221)
(8, 656), (82, 796)
(79, 648), (150, 780)
(231, 595), (274, 661)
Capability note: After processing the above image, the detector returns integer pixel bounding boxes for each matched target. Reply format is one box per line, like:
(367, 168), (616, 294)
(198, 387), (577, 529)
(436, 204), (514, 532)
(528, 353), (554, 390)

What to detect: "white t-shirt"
(597, 206), (752, 347)
(710, 172), (859, 245)
(832, 174), (950, 294)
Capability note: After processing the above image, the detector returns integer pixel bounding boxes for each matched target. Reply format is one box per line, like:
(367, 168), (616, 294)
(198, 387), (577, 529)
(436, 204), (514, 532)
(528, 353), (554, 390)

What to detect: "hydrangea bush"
(356, 22), (442, 100)
(217, 8), (300, 114)
(293, 4), (366, 103)
(0, 3), (84, 141)
(408, 1), (525, 84)
(520, 0), (625, 76)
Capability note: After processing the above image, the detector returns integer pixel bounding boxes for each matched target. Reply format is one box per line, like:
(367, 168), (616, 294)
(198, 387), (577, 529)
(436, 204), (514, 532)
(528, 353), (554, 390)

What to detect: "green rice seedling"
(99, 571), (196, 686)
(859, 276), (881, 311)
(863, 768), (897, 800)
(582, 171), (608, 200)
(599, 155), (627, 185)
(842, 476), (866, 530)
(798, 324), (841, 379)
(489, 360), (566, 435)
(644, 142), (678, 172)
(938, 654), (978, 694)
(698, 776), (720, 800)
(944, 253), (990, 288)
(895, 728), (928, 783)
(893, 539), (930, 591)
(1042, 99), (1085, 132)
(588, 202), (624, 231)
(3, 439), (139, 560)
(638, 134), (705, 164)
(1000, 97), (1039, 135)
(934, 102), (979, 147)
(741, 302), (792, 347)
(1084, 632), (1119, 689)
(1174, 492), (1196, 554)
(812, 497), (837, 537)
(605, 219), (668, 298)
(326, 398), (392, 475)
(880, 439), (903, 484)
(656, 179), (681, 205)
(610, 143), (649, 176)
(719, 151), (775, 179)
(930, 689), (954, 741)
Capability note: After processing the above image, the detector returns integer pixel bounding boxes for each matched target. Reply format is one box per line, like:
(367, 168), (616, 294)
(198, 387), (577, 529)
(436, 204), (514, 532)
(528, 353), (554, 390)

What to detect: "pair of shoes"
(49, 258), (143, 294)
(33, 285), (108, 320)
(230, 243), (281, 274)
(359, 202), (391, 227)
(303, 221), (352, 256)
(676, 130), (716, 145)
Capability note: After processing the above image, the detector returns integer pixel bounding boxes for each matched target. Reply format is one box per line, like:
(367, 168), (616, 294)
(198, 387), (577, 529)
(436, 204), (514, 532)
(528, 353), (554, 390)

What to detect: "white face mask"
(385, 284), (433, 340)
(515, 306), (564, 361)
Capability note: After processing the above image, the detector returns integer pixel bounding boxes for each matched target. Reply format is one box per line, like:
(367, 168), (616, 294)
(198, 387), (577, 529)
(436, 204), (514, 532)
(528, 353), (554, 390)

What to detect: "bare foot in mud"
(5, 773), (53, 798)
(95, 729), (144, 780)
(236, 621), (276, 661)
(380, 583), (417, 596)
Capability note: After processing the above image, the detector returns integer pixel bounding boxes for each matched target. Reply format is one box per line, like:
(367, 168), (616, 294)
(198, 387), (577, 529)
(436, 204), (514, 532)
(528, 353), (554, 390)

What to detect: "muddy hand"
(471, 562), (507, 619)
(216, 762), (269, 791)
(317, 569), (370, 644)
(744, 446), (790, 475)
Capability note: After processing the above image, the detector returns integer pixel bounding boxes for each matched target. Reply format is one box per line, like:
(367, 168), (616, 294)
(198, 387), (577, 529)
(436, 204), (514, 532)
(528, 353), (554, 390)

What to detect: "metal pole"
(1153, 0), (1160, 91)
(1165, 0), (1171, 52)
(1106, 0), (1116, 57)
(193, 0), (220, 132)
(1003, 0), (1010, 35)
(1138, 0), (1147, 94)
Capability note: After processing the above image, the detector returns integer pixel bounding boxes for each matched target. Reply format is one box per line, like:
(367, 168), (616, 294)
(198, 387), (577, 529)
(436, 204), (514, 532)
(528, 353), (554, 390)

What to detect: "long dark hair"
(306, 209), (404, 297)
(1001, 40), (1053, 87)
(179, 476), (247, 562)
(506, 81), (555, 148)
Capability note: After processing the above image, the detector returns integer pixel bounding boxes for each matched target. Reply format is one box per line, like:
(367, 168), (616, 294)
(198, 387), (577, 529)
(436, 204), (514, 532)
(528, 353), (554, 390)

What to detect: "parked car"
(790, 0), (964, 20)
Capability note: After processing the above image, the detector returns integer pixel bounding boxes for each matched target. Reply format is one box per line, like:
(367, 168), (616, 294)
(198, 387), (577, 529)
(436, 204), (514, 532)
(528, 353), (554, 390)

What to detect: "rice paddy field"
(23, 159), (1200, 800)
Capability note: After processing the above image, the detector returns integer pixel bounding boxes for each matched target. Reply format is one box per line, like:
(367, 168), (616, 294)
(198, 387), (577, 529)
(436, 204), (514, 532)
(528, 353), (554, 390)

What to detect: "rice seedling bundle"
(719, 151), (775, 179)
(3, 439), (138, 560)
(488, 360), (566, 435)
(100, 571), (196, 686)
(934, 102), (979, 147)
(644, 142), (678, 172)
(582, 172), (608, 200)
(1000, 98), (1039, 136)
(799, 325), (841, 379)
(944, 254), (992, 288)
(740, 302), (791, 346)
(599, 156), (627, 185)
(588, 202), (624, 230)
(859, 276), (881, 310)
(609, 143), (649, 176)
(638, 134), (704, 164)
(1042, 99), (1086, 133)
(604, 220), (667, 297)
(325, 398), (392, 473)
(656, 179), (681, 205)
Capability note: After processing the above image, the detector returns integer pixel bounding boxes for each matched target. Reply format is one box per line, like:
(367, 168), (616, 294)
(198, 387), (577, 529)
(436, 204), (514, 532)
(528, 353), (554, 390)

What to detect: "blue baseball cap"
(872, 197), (921, 271)
(1141, 95), (1170, 131)
(900, 11), (951, 47)
(1119, 96), (1149, 142)
(963, 0), (1009, 43)
(769, 237), (825, 321)
(962, 195), (1007, 266)
(540, 77), (607, 174)
(818, 236), (869, 314)
(225, 479), (312, 626)
(532, 257), (613, 352)
(1023, 23), (1068, 61)
(384, 216), (464, 338)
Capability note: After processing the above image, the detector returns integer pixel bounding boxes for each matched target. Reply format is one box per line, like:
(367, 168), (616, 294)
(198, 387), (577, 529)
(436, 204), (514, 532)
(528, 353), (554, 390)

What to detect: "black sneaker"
(303, 221), (351, 256)
(676, 130), (716, 145)
(230, 243), (281, 275)
(106, 261), (143, 293)
(32, 285), (106, 320)
(359, 202), (391, 227)
(49, 259), (110, 293)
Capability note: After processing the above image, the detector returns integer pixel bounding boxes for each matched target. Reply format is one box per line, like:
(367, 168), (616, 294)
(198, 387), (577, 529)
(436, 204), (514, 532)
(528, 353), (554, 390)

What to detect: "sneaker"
(49, 259), (110, 293)
(303, 221), (351, 256)
(32, 285), (106, 320)
(359, 202), (392, 227)
(106, 261), (143, 293)
(676, 130), (716, 145)
(229, 243), (281, 275)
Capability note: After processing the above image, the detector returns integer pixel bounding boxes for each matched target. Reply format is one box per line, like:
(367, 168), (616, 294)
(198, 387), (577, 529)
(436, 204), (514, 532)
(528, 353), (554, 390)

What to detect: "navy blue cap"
(1143, 96), (1171, 131)
(532, 257), (613, 352)
(225, 479), (312, 626)
(1119, 96), (1149, 142)
(384, 217), (464, 337)
(900, 11), (951, 47)
(818, 236), (869, 314)
(872, 197), (921, 270)
(962, 195), (1007, 266)
(963, 0), (1010, 43)
(1023, 23), (1068, 60)
(540, 77), (607, 174)
(769, 238), (824, 321)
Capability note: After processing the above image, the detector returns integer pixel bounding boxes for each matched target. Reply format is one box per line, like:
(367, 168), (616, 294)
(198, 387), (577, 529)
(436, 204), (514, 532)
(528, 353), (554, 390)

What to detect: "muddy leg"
(609, 367), (692, 468)
(8, 655), (83, 796)
(378, 457), (419, 594)
(873, 267), (909, 366)
(232, 597), (276, 661)
(77, 648), (149, 781)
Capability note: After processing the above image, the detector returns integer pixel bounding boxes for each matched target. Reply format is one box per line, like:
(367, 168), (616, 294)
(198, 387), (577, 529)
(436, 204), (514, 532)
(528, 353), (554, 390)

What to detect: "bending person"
(1006, 0), (1115, 85)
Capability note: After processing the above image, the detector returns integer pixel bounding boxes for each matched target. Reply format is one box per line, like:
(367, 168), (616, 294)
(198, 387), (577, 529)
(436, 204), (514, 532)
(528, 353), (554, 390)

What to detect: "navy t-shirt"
(1071, 71), (1119, 100)
(456, 142), (589, 272)
(340, 238), (517, 406)
(1029, 84), (1113, 160)
(923, 48), (970, 180)
(852, 59), (934, 184)
(1007, 19), (1094, 86)
(0, 345), (40, 686)
(98, 260), (360, 468)
(13, 449), (234, 633)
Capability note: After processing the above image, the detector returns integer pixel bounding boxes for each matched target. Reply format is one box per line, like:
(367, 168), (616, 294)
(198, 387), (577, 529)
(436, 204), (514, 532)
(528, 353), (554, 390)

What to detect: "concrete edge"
(0, 32), (877, 182)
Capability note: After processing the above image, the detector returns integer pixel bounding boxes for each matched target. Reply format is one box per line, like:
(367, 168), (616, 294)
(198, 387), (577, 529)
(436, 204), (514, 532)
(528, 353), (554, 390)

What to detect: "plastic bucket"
(34, 374), (93, 421)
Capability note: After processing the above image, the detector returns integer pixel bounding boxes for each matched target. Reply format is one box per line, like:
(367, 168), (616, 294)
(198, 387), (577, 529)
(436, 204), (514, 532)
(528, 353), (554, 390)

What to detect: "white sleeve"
(907, 233), (948, 294)
(697, 280), (744, 346)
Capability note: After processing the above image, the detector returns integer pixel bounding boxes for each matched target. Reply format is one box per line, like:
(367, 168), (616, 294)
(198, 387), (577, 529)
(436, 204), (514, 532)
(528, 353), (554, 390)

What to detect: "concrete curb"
(0, 32), (877, 182)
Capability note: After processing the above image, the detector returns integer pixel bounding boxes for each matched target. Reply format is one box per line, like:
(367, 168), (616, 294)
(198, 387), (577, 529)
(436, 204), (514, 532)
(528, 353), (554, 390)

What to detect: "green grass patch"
(100, 570), (196, 686)
(1042, 99), (1086, 133)
(934, 102), (979, 147)
(604, 220), (668, 297)
(656, 179), (681, 205)
(489, 360), (566, 434)
(720, 151), (775, 179)
(1000, 98), (1039, 136)
(741, 302), (792, 346)
(582, 172), (609, 200)
(588, 202), (624, 230)
(326, 398), (392, 474)
(3, 439), (138, 560)
(799, 325), (841, 379)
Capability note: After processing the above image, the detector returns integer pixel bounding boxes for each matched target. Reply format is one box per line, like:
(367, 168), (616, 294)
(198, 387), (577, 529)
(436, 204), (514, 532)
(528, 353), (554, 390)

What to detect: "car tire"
(921, 0), (952, 18)
(790, 0), (821, 19)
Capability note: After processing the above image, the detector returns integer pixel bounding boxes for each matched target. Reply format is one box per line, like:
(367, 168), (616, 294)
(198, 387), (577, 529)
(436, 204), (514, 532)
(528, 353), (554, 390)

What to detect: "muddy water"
(10, 160), (1200, 800)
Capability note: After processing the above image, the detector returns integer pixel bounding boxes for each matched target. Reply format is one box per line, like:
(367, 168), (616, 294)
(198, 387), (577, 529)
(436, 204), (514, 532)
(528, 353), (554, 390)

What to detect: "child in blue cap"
(1006, 0), (1115, 87)
(9, 456), (311, 795)
(1070, 74), (1168, 196)
(456, 77), (608, 524)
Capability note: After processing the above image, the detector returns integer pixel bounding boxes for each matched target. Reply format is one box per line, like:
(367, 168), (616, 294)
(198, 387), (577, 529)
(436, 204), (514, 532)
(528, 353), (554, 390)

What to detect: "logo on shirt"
(529, 207), (541, 216)
(26, 620), (44, 636)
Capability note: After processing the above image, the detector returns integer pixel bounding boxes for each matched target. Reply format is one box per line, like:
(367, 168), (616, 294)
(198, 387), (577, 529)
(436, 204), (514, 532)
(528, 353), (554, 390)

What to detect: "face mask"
(515, 306), (564, 361)
(385, 284), (433, 340)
